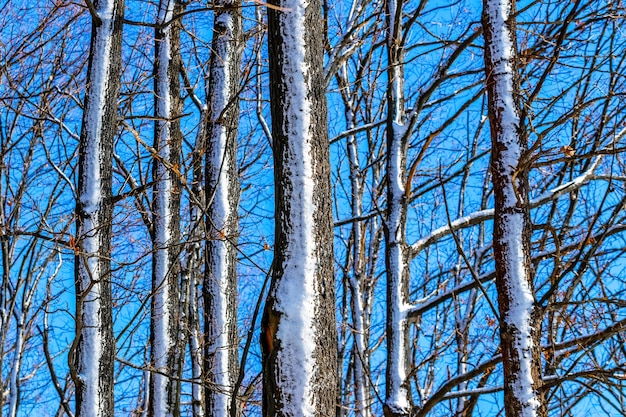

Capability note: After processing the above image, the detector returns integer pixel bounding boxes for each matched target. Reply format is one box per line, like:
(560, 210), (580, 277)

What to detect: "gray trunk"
(149, 1), (184, 416)
(73, 1), (124, 417)
(203, 0), (243, 415)
(383, 0), (411, 414)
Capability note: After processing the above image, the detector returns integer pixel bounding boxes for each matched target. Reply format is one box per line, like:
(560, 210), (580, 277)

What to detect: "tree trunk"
(203, 0), (242, 415)
(149, 1), (183, 416)
(187, 109), (207, 417)
(336, 56), (372, 417)
(482, 1), (546, 416)
(383, 0), (411, 414)
(261, 0), (338, 414)
(73, 1), (124, 417)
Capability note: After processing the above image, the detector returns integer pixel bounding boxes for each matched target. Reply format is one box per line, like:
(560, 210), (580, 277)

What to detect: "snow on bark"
(343, 86), (371, 417)
(499, 212), (540, 412)
(336, 53), (372, 417)
(384, 121), (411, 417)
(8, 318), (24, 417)
(74, 1), (122, 416)
(150, 1), (179, 416)
(263, 0), (337, 413)
(187, 110), (207, 417)
(384, 0), (411, 414)
(349, 274), (370, 417)
(180, 251), (204, 417)
(272, 3), (316, 413)
(204, 1), (241, 415)
(188, 267), (205, 417)
(482, 0), (545, 416)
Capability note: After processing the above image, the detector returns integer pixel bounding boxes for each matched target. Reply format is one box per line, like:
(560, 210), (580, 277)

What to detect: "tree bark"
(383, 0), (411, 414)
(203, 0), (242, 415)
(73, 1), (124, 417)
(149, 1), (184, 416)
(261, 0), (338, 414)
(187, 100), (207, 417)
(335, 55), (372, 417)
(482, 1), (546, 416)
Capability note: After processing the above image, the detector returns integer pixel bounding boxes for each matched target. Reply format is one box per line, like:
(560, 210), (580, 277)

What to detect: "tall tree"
(383, 0), (411, 414)
(150, 1), (184, 416)
(185, 117), (206, 417)
(261, 0), (337, 414)
(331, 4), (380, 414)
(482, 0), (545, 416)
(2, 1), (626, 416)
(72, 1), (124, 417)
(203, 0), (243, 415)
(184, 80), (206, 417)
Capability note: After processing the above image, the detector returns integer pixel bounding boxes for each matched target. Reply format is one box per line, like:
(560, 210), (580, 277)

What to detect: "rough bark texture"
(482, 1), (546, 416)
(261, 0), (338, 414)
(188, 106), (206, 417)
(73, 1), (124, 417)
(383, 0), (411, 414)
(203, 0), (242, 415)
(149, 1), (184, 416)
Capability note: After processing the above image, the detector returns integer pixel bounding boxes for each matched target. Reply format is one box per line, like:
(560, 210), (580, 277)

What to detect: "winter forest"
(1, 0), (626, 416)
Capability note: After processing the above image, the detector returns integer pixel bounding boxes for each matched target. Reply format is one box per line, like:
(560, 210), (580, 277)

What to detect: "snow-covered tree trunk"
(187, 112), (207, 417)
(482, 1), (546, 416)
(7, 317), (23, 417)
(347, 121), (371, 417)
(203, 0), (242, 415)
(338, 63), (371, 417)
(187, 259), (204, 417)
(261, 0), (337, 414)
(73, 1), (124, 416)
(150, 1), (183, 416)
(384, 0), (411, 415)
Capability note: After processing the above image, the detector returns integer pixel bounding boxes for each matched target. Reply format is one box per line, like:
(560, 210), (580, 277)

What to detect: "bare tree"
(328, 0), (626, 415)
(72, 1), (124, 417)
(1, 0), (625, 416)
(382, 0), (411, 414)
(261, 0), (338, 413)
(482, 0), (545, 416)
(149, 1), (184, 416)
(203, 0), (243, 415)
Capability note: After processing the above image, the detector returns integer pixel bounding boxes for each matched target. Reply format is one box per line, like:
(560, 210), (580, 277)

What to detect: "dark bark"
(73, 1), (124, 416)
(482, 1), (546, 416)
(149, 1), (184, 416)
(203, 0), (242, 415)
(261, 0), (338, 414)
